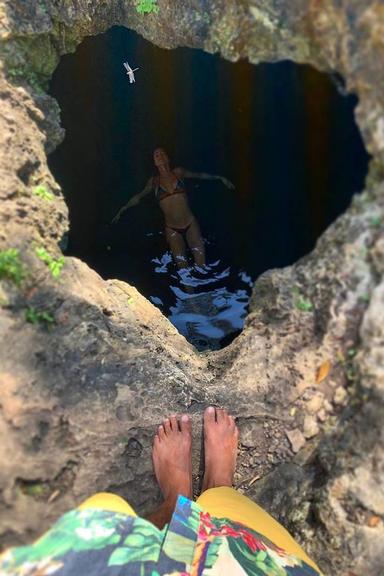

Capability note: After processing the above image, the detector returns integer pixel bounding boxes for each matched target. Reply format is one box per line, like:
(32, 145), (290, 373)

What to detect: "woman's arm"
(111, 177), (154, 223)
(175, 167), (235, 190)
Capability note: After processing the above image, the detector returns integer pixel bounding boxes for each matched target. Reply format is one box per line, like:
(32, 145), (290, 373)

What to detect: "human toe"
(216, 408), (229, 424)
(158, 424), (166, 440)
(169, 415), (179, 432)
(163, 418), (171, 434)
(204, 406), (216, 426)
(180, 414), (191, 434)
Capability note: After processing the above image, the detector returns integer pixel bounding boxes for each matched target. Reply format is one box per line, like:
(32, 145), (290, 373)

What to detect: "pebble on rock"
(286, 428), (306, 453)
(303, 415), (320, 439)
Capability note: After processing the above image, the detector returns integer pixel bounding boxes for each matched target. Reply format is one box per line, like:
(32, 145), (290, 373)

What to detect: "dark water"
(48, 26), (369, 350)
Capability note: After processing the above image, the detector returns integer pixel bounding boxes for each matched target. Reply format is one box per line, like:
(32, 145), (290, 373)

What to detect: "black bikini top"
(155, 178), (186, 202)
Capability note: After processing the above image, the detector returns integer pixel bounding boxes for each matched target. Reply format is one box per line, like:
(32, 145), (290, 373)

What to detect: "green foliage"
(337, 346), (358, 383)
(38, 0), (49, 14)
(136, 0), (159, 14)
(25, 307), (55, 327)
(358, 292), (370, 304)
(370, 215), (382, 227)
(295, 296), (313, 312)
(346, 365), (357, 382)
(35, 247), (65, 278)
(7, 66), (46, 95)
(21, 482), (48, 498)
(0, 248), (25, 285)
(292, 287), (313, 312)
(33, 185), (53, 201)
(119, 436), (130, 444)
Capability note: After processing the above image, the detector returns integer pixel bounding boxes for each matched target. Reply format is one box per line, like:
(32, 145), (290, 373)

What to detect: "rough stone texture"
(0, 1), (384, 574)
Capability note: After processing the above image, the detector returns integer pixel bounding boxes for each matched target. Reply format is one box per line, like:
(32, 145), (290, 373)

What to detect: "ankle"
(203, 474), (233, 491)
(163, 483), (191, 507)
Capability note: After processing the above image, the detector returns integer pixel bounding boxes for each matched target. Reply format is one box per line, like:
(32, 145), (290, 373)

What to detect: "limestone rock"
(0, 1), (384, 574)
(286, 429), (306, 453)
(333, 386), (348, 406)
(306, 393), (324, 414)
(317, 409), (327, 423)
(303, 415), (320, 439)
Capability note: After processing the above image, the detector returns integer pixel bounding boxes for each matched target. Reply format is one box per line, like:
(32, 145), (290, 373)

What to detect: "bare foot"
(152, 414), (192, 505)
(202, 406), (239, 491)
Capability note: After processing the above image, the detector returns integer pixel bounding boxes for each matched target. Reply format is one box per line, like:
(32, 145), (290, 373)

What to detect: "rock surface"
(0, 1), (384, 574)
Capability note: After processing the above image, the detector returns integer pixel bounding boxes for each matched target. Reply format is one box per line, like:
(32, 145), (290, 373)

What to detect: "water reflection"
(149, 251), (252, 350)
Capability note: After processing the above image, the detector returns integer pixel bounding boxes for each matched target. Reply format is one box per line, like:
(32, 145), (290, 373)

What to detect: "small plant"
(346, 364), (358, 382)
(119, 436), (130, 444)
(33, 185), (53, 201)
(336, 347), (358, 383)
(292, 287), (313, 312)
(136, 0), (159, 14)
(7, 66), (46, 95)
(295, 296), (313, 312)
(35, 247), (65, 279)
(20, 481), (48, 498)
(370, 216), (382, 228)
(0, 248), (25, 285)
(358, 293), (370, 304)
(25, 307), (55, 327)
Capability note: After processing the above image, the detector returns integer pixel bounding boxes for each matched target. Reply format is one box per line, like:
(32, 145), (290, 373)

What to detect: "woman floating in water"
(112, 148), (234, 269)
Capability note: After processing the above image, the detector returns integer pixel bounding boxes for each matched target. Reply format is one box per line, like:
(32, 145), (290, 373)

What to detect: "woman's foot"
(202, 406), (239, 491)
(152, 414), (193, 506)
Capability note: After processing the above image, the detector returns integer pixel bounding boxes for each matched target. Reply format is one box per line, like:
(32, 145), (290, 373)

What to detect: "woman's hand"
(111, 209), (124, 224)
(220, 177), (235, 190)
(111, 197), (139, 223)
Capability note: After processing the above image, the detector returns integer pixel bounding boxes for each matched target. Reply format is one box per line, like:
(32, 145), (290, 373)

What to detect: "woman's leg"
(196, 407), (320, 573)
(185, 218), (206, 267)
(165, 227), (188, 269)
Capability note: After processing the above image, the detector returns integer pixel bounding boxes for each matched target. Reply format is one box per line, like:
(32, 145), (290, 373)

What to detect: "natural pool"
(48, 26), (369, 350)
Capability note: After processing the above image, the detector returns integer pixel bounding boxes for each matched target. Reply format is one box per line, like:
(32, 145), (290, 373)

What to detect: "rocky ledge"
(0, 1), (384, 574)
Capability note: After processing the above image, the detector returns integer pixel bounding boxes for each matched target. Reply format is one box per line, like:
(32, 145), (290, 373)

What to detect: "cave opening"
(48, 26), (370, 351)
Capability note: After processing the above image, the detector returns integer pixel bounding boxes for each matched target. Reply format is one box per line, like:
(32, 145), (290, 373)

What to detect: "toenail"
(181, 414), (189, 421)
(207, 406), (215, 413)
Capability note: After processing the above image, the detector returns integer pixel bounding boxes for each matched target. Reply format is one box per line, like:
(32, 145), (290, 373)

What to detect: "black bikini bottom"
(166, 219), (194, 235)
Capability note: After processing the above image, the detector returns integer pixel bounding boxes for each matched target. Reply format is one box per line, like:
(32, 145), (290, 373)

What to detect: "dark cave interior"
(48, 26), (370, 349)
